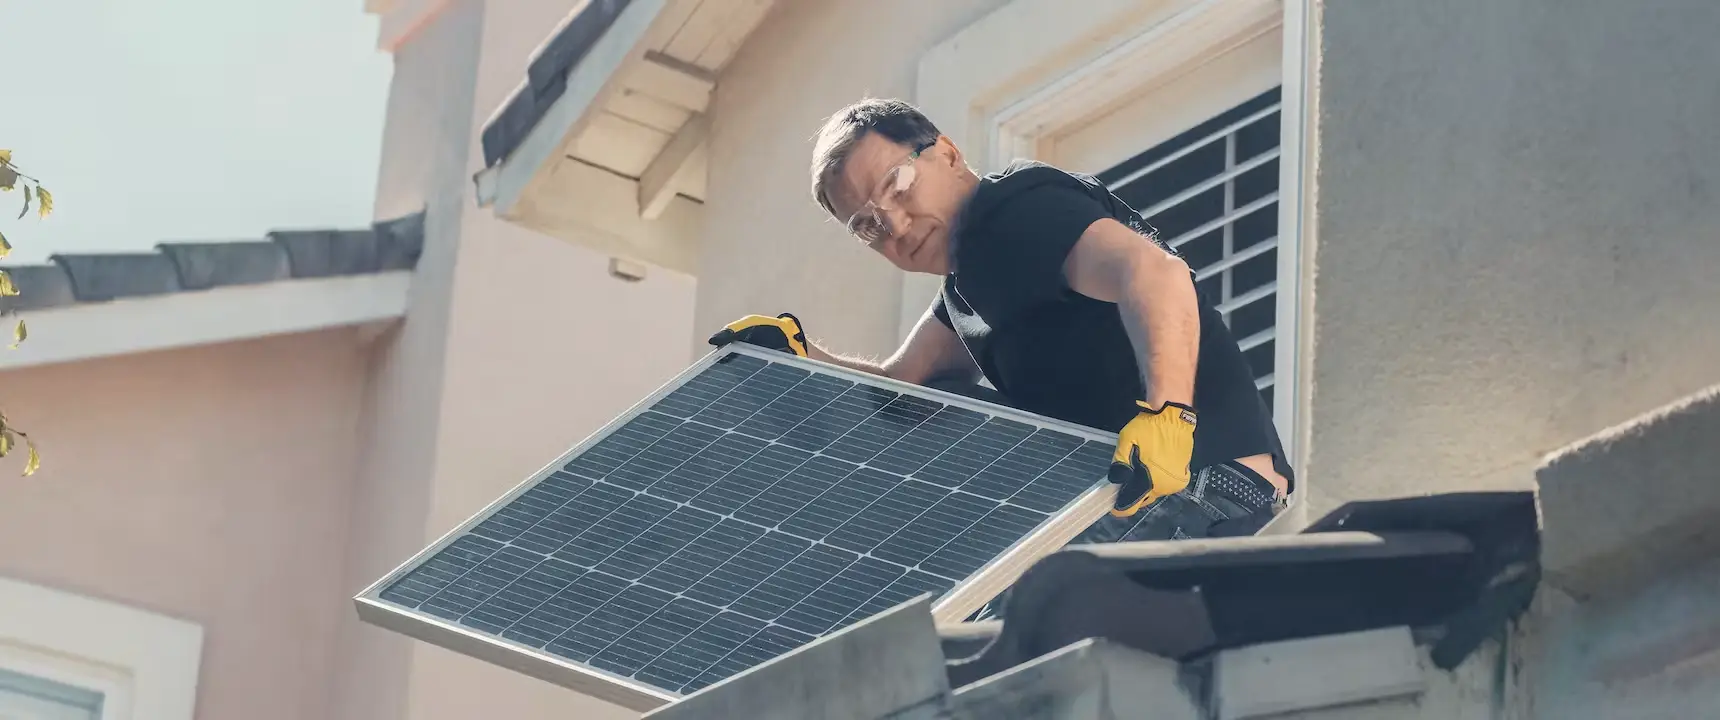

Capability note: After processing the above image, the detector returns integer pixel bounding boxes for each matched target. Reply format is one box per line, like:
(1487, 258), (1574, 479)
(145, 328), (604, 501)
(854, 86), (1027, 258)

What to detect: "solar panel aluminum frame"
(353, 342), (1119, 712)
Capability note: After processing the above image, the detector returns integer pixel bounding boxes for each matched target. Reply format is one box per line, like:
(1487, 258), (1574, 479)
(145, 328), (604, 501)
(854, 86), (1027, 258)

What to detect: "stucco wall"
(0, 329), (370, 720)
(390, 1), (701, 719)
(332, 2), (487, 718)
(694, 0), (1016, 360)
(1305, 0), (1720, 512)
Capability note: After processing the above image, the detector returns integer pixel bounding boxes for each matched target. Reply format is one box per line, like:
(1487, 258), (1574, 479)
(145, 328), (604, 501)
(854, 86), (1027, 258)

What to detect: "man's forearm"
(807, 342), (892, 377)
(1117, 262), (1200, 408)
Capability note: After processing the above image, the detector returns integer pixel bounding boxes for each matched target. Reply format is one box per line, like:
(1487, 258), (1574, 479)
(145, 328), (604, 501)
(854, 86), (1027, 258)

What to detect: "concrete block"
(1213, 626), (1425, 720)
(949, 639), (1201, 720)
(642, 595), (950, 720)
(1536, 383), (1720, 600)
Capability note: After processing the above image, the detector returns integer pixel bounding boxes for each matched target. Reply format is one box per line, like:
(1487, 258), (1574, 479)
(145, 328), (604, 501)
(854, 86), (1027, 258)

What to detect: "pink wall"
(0, 327), (372, 720)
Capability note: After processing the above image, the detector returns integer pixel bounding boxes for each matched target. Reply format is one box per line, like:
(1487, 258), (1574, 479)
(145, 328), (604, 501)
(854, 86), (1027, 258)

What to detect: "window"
(0, 667), (105, 720)
(1096, 87), (1284, 411)
(0, 576), (202, 720)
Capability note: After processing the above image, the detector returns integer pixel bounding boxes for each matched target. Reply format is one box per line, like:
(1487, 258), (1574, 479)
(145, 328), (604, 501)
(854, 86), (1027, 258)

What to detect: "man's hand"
(708, 313), (810, 357)
(1109, 400), (1197, 517)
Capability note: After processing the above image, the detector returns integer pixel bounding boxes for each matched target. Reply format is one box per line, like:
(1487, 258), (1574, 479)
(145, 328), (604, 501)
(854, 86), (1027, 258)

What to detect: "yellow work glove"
(1108, 400), (1197, 517)
(707, 313), (810, 357)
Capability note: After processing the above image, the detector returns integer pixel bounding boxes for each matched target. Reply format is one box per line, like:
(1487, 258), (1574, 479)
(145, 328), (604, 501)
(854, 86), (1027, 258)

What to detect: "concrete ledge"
(949, 639), (1201, 720)
(1212, 626), (1424, 720)
(642, 595), (951, 720)
(1537, 382), (1720, 600)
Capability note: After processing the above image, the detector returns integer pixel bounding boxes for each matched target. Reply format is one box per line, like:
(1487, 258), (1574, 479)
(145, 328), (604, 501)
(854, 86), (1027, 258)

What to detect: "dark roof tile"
(52, 252), (184, 302)
(268, 229), (383, 277)
(480, 0), (634, 167)
(375, 211), (426, 270)
(0, 210), (426, 312)
(157, 241), (290, 290)
(0, 264), (76, 313)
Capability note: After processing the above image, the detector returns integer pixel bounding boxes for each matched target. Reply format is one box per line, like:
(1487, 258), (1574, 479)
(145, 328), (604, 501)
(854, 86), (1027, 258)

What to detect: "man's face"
(830, 131), (969, 275)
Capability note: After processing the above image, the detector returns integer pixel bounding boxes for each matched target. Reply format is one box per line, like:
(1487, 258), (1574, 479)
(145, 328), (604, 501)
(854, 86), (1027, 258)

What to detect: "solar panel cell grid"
(372, 348), (1113, 698)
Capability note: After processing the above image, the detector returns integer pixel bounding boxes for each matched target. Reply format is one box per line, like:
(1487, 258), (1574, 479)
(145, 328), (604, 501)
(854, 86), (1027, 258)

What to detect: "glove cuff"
(1136, 400), (1197, 427)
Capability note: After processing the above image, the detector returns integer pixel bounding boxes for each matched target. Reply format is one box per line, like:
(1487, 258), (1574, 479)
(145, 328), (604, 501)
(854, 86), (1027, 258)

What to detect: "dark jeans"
(919, 377), (1285, 620)
(968, 460), (1283, 622)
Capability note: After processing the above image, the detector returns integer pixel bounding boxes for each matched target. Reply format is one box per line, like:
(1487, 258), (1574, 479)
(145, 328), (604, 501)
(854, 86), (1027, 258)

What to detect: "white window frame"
(912, 0), (1319, 505)
(0, 576), (204, 720)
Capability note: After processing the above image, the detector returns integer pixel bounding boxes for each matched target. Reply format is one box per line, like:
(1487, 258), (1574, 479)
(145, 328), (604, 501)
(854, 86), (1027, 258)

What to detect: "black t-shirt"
(932, 160), (1292, 481)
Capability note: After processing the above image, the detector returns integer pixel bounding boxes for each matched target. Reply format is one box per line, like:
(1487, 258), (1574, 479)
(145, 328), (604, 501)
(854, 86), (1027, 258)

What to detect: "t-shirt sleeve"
(957, 182), (1111, 318)
(931, 293), (953, 329)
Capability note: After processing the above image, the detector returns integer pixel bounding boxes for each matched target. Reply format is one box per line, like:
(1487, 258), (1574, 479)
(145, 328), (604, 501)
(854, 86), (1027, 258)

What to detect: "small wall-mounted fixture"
(608, 257), (648, 283)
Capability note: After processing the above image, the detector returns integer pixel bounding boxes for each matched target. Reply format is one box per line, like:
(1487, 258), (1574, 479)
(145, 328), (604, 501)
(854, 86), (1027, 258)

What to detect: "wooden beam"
(637, 113), (709, 219)
(627, 51), (718, 112)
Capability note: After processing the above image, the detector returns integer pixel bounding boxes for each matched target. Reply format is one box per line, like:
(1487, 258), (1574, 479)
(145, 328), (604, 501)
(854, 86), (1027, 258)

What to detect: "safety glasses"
(845, 139), (937, 247)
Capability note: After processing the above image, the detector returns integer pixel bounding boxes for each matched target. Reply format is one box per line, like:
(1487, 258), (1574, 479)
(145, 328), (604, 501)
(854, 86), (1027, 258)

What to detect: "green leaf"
(23, 438), (40, 476)
(17, 185), (30, 220)
(0, 166), (16, 191)
(11, 318), (26, 349)
(35, 186), (52, 219)
(0, 230), (10, 259)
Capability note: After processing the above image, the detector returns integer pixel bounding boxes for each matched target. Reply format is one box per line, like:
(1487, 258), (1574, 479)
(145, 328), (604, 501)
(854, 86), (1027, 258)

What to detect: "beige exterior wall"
(355, 1), (700, 719)
(0, 328), (372, 720)
(1303, 0), (1720, 515)
(694, 0), (1016, 361)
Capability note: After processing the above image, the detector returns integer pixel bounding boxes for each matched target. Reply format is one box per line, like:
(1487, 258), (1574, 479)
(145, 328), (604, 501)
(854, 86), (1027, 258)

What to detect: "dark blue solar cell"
(374, 348), (1110, 698)
(961, 428), (1087, 501)
(778, 384), (897, 453)
(692, 362), (809, 429)
(735, 373), (853, 440)
(913, 417), (1037, 488)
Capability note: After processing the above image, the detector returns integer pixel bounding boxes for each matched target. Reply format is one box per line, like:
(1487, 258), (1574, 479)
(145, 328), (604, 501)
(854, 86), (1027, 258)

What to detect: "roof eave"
(0, 271), (411, 371)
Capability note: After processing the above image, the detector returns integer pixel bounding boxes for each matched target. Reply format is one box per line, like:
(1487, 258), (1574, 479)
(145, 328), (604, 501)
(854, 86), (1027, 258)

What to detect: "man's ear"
(939, 134), (964, 167)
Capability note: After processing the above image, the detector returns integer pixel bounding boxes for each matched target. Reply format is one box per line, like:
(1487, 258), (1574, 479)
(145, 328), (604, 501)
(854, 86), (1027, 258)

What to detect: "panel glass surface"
(375, 350), (1112, 696)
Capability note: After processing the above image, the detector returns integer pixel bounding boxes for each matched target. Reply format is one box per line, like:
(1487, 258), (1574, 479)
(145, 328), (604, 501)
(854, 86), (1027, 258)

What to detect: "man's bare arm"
(807, 305), (979, 386)
(1061, 218), (1199, 408)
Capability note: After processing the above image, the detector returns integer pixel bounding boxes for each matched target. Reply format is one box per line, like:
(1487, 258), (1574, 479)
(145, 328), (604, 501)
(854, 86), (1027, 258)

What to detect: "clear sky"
(0, 0), (392, 264)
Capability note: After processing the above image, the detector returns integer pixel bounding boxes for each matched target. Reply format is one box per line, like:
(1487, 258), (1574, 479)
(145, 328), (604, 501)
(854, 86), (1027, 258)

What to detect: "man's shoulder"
(978, 160), (1108, 198)
(961, 160), (1110, 232)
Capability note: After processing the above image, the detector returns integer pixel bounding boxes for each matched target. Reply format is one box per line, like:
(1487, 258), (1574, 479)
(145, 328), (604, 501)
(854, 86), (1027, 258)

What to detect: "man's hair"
(809, 98), (942, 218)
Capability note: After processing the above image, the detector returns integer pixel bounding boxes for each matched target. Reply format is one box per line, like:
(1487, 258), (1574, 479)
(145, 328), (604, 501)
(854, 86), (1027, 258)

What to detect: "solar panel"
(355, 344), (1116, 711)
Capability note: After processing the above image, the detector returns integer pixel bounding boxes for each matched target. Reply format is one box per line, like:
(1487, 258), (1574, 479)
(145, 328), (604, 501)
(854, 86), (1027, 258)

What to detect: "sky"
(0, 0), (392, 264)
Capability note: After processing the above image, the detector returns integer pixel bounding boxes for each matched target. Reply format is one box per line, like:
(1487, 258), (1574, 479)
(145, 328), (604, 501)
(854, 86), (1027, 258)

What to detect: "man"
(710, 98), (1293, 545)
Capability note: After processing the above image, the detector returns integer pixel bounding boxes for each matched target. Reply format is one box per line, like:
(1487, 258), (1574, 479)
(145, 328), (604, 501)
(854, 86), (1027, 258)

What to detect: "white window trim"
(913, 0), (1319, 509)
(1264, 0), (1320, 534)
(0, 576), (203, 720)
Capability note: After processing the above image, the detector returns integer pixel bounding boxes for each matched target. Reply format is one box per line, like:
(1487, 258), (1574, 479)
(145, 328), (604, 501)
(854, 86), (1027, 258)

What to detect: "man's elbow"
(1117, 239), (1192, 292)
(881, 356), (938, 386)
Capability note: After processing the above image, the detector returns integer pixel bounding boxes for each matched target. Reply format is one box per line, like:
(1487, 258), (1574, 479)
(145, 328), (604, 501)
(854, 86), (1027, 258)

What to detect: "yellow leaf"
(0, 430), (12, 457)
(0, 230), (9, 259)
(0, 270), (16, 297)
(0, 149), (10, 164)
(36, 187), (52, 219)
(23, 439), (40, 476)
(0, 166), (16, 191)
(11, 318), (26, 349)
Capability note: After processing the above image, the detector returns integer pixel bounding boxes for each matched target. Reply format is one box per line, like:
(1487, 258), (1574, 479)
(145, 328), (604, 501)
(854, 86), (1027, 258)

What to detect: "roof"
(942, 491), (1541, 688)
(479, 0), (633, 168)
(644, 490), (1543, 719)
(0, 211), (424, 314)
